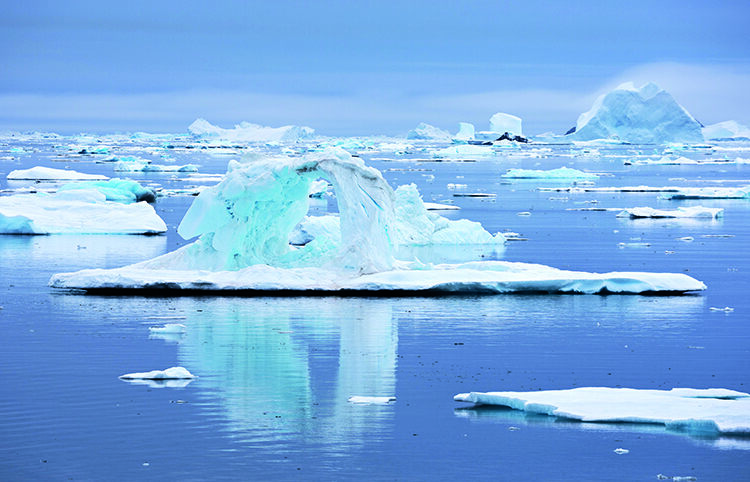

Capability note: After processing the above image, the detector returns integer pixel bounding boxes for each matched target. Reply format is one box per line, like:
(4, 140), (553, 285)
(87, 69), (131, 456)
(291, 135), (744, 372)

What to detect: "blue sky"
(1, 0), (748, 135)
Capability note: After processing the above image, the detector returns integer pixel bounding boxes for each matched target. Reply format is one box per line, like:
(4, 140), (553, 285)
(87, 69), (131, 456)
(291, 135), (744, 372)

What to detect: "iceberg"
(119, 366), (195, 380)
(406, 123), (451, 141)
(453, 122), (475, 142)
(114, 158), (198, 173)
(568, 82), (704, 144)
(431, 144), (496, 159)
(188, 118), (315, 143)
(7, 166), (108, 181)
(660, 187), (750, 200)
(617, 206), (723, 219)
(58, 179), (157, 203)
(501, 167), (598, 180)
(454, 387), (750, 435)
(489, 112), (523, 137)
(0, 192), (167, 234)
(702, 120), (750, 140)
(49, 148), (705, 294)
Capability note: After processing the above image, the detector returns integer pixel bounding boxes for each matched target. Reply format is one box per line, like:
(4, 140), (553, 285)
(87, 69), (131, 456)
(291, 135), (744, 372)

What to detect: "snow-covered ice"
(702, 120), (750, 140)
(7, 166), (108, 181)
(58, 179), (157, 203)
(567, 82), (704, 144)
(0, 192), (167, 234)
(188, 118), (315, 143)
(348, 396), (396, 405)
(617, 206), (723, 219)
(114, 158), (198, 172)
(120, 366), (196, 380)
(501, 167), (598, 180)
(406, 123), (451, 141)
(489, 112), (523, 137)
(49, 148), (705, 294)
(453, 122), (475, 142)
(432, 144), (495, 159)
(454, 387), (750, 435)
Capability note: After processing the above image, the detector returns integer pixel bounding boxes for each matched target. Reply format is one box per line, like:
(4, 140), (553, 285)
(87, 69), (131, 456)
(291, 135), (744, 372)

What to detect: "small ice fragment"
(613, 448), (629, 455)
(119, 366), (196, 380)
(347, 396), (396, 405)
(517, 212), (531, 216)
(709, 307), (734, 312)
(148, 323), (187, 334)
(678, 237), (694, 242)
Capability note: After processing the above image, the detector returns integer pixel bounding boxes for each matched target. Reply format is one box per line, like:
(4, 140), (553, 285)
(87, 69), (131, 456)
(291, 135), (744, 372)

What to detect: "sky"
(1, 0), (749, 136)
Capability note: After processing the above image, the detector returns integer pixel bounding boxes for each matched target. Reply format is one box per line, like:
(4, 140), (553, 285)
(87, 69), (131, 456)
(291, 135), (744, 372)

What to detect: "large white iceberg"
(453, 122), (476, 142)
(489, 112), (523, 137)
(702, 120), (750, 140)
(406, 122), (451, 141)
(188, 118), (315, 143)
(454, 387), (750, 435)
(7, 166), (108, 181)
(49, 149), (705, 294)
(0, 191), (167, 234)
(568, 82), (704, 144)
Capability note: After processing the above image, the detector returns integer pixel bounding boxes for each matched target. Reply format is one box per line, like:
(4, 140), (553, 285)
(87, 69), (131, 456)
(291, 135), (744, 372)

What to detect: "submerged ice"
(49, 148), (706, 294)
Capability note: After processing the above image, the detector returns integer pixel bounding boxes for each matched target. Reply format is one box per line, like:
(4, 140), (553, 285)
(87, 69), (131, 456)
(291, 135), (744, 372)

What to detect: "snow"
(489, 112), (523, 137)
(617, 206), (723, 219)
(702, 120), (750, 140)
(453, 122), (475, 142)
(501, 167), (598, 180)
(7, 166), (108, 181)
(569, 82), (704, 144)
(406, 122), (451, 141)
(0, 192), (167, 234)
(454, 387), (750, 435)
(49, 148), (706, 295)
(188, 118), (315, 143)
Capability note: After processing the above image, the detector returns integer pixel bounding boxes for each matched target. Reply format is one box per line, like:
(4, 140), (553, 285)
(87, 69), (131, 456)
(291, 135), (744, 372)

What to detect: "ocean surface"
(1, 136), (749, 480)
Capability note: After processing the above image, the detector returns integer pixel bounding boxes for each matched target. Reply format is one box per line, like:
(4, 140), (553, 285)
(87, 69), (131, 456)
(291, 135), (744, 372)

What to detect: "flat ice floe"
(501, 167), (598, 180)
(119, 366), (196, 388)
(617, 206), (723, 219)
(49, 148), (705, 294)
(7, 166), (108, 181)
(0, 191), (166, 234)
(454, 387), (750, 435)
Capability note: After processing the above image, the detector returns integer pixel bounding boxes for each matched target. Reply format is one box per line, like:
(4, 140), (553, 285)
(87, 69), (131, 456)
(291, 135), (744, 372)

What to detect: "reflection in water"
(454, 406), (750, 451)
(176, 298), (397, 450)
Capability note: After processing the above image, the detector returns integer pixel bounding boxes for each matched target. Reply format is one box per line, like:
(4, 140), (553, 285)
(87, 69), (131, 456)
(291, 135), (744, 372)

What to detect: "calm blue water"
(1, 138), (749, 480)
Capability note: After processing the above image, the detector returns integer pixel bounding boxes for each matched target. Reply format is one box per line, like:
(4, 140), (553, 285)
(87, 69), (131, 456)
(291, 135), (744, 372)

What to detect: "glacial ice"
(188, 118), (315, 143)
(49, 148), (706, 294)
(501, 167), (598, 180)
(489, 112), (523, 137)
(58, 179), (157, 203)
(114, 158), (198, 173)
(120, 366), (196, 379)
(617, 206), (723, 219)
(453, 122), (476, 142)
(568, 82), (704, 144)
(454, 387), (750, 435)
(702, 120), (750, 140)
(0, 192), (166, 234)
(406, 123), (451, 141)
(7, 166), (108, 181)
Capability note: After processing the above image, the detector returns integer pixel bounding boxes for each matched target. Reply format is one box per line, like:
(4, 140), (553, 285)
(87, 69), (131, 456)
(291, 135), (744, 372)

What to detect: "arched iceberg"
(49, 149), (705, 294)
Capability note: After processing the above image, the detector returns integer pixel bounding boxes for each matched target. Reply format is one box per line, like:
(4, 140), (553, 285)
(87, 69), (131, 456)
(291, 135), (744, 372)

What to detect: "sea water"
(1, 138), (749, 480)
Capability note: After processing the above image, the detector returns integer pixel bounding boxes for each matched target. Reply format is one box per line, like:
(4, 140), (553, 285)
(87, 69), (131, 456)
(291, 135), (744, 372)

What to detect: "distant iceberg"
(567, 82), (704, 144)
(501, 167), (598, 180)
(406, 122), (451, 141)
(702, 120), (750, 140)
(617, 206), (723, 219)
(188, 118), (315, 143)
(0, 191), (166, 234)
(489, 112), (523, 137)
(454, 387), (750, 435)
(7, 166), (108, 181)
(453, 122), (475, 142)
(50, 148), (705, 295)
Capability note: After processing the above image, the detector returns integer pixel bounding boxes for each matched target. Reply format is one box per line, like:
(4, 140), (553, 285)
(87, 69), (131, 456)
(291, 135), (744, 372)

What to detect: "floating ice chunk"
(7, 166), (108, 181)
(616, 206), (723, 219)
(149, 323), (187, 334)
(58, 179), (156, 203)
(454, 387), (750, 435)
(348, 396), (396, 405)
(488, 112), (523, 137)
(627, 155), (733, 166)
(120, 366), (196, 380)
(567, 82), (704, 144)
(660, 187), (750, 200)
(453, 122), (475, 142)
(0, 193), (166, 234)
(432, 144), (495, 159)
(49, 149), (705, 295)
(502, 167), (598, 180)
(188, 118), (314, 143)
(115, 158), (198, 172)
(657, 474), (697, 481)
(423, 202), (459, 211)
(702, 120), (750, 140)
(613, 448), (629, 455)
(406, 122), (451, 141)
(709, 307), (734, 312)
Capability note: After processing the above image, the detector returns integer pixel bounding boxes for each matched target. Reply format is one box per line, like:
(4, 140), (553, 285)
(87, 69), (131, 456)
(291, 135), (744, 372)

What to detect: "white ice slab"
(149, 323), (187, 334)
(348, 396), (396, 405)
(7, 166), (108, 181)
(502, 167), (598, 180)
(119, 366), (196, 380)
(0, 192), (167, 234)
(454, 387), (750, 434)
(617, 206), (723, 219)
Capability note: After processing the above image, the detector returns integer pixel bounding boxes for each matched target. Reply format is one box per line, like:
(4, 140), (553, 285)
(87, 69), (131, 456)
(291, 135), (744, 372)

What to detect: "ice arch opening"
(173, 148), (396, 274)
